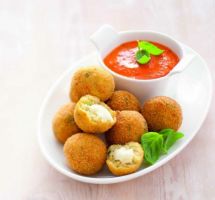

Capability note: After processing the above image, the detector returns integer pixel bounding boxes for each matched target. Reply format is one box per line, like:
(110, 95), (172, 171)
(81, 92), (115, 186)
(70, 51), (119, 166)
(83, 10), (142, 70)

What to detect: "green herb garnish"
(141, 132), (164, 165)
(160, 129), (184, 154)
(85, 101), (93, 106)
(138, 41), (164, 55)
(135, 50), (151, 65)
(135, 40), (164, 64)
(141, 129), (184, 165)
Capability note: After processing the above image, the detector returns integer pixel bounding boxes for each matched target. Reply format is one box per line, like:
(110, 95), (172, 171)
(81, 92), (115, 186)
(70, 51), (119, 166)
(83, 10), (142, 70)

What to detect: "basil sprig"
(135, 50), (151, 64)
(160, 129), (184, 154)
(141, 132), (163, 165)
(135, 41), (164, 64)
(141, 129), (184, 165)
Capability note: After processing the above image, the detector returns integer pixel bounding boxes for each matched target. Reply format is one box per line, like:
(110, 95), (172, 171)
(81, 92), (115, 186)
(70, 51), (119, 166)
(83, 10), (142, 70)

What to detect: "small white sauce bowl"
(90, 25), (195, 100)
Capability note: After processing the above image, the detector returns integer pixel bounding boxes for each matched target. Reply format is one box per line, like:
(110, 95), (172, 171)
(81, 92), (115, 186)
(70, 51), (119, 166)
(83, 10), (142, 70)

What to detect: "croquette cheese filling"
(88, 104), (113, 122)
(114, 147), (134, 164)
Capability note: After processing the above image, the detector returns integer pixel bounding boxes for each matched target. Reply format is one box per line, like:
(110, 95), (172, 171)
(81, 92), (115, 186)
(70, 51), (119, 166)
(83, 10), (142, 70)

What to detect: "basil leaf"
(141, 129), (184, 165)
(159, 129), (184, 153)
(138, 41), (164, 56)
(135, 50), (151, 64)
(141, 132), (164, 165)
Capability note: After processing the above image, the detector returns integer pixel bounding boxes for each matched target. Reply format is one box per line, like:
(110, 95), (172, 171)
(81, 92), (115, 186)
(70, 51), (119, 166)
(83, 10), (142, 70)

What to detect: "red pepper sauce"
(103, 41), (179, 79)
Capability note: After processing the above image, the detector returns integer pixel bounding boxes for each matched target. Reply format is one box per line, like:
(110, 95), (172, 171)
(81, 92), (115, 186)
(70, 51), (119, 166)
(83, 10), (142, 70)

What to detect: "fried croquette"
(141, 96), (182, 131)
(64, 133), (107, 175)
(106, 110), (148, 144)
(52, 103), (81, 143)
(74, 95), (116, 133)
(107, 90), (141, 111)
(106, 142), (143, 176)
(70, 66), (115, 102)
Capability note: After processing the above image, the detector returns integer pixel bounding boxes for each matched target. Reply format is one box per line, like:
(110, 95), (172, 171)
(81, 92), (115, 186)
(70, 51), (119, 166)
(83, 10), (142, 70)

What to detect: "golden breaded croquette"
(107, 90), (141, 111)
(106, 142), (143, 176)
(70, 66), (115, 102)
(64, 133), (107, 175)
(74, 95), (116, 133)
(106, 110), (148, 144)
(141, 96), (182, 131)
(52, 103), (81, 143)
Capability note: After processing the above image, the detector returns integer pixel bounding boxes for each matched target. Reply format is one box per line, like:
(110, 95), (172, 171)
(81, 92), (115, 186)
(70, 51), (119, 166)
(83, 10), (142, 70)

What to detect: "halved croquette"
(106, 142), (144, 176)
(74, 95), (116, 133)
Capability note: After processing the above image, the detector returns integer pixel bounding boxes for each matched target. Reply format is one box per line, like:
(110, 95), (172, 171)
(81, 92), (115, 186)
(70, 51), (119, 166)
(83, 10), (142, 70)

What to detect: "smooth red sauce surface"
(104, 41), (179, 79)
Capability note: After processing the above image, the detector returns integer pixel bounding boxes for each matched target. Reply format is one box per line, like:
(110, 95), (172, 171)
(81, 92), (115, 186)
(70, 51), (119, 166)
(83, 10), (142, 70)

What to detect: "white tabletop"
(0, 0), (215, 199)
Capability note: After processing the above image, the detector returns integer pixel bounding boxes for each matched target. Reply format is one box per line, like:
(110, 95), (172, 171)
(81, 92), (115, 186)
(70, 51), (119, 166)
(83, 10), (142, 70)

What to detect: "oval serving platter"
(38, 44), (212, 184)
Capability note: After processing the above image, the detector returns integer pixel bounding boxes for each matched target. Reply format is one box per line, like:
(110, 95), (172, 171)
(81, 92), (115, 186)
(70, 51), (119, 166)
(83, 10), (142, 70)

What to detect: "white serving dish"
(38, 44), (212, 184)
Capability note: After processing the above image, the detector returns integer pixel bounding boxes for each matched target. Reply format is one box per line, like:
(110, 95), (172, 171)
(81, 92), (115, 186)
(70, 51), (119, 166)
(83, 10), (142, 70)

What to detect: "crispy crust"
(141, 96), (183, 131)
(106, 142), (143, 176)
(107, 90), (141, 111)
(106, 111), (148, 145)
(70, 66), (115, 102)
(64, 133), (107, 175)
(52, 103), (81, 143)
(74, 95), (116, 133)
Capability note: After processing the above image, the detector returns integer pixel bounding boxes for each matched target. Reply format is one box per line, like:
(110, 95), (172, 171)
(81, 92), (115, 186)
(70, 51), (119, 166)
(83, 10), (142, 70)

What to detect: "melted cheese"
(114, 147), (134, 164)
(89, 104), (113, 121)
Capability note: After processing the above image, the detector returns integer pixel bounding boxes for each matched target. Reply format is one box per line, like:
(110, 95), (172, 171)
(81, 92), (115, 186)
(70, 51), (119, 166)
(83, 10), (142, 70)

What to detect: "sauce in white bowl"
(90, 25), (195, 100)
